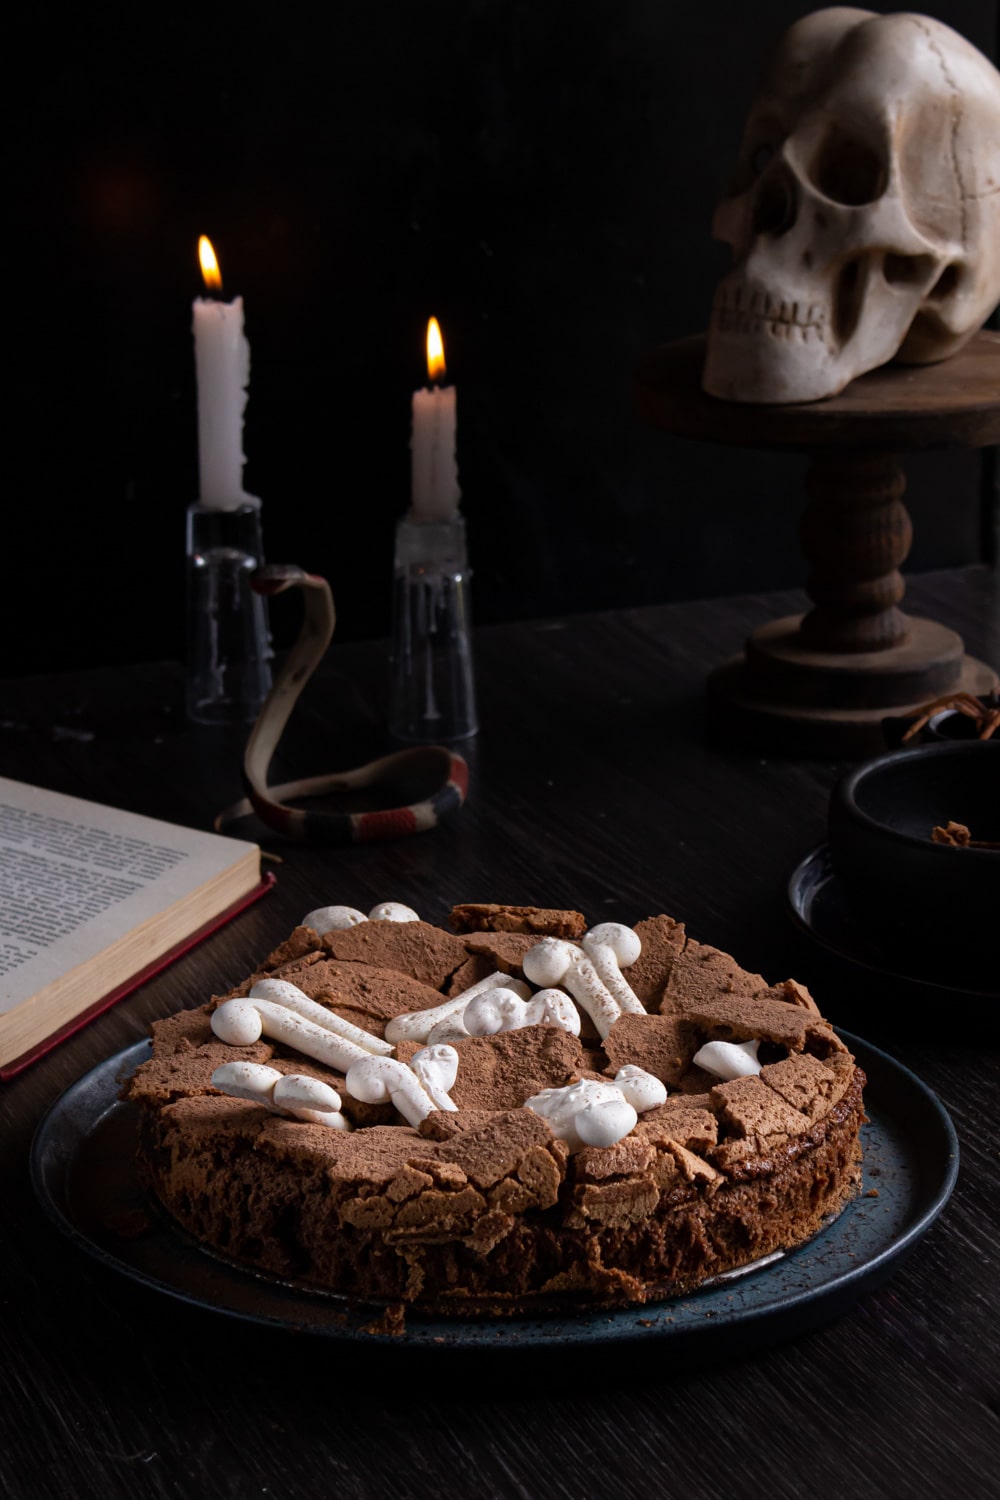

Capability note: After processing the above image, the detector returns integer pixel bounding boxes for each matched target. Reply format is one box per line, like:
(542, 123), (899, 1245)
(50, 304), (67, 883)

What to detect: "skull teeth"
(712, 307), (824, 340)
(713, 286), (824, 331)
(711, 287), (826, 341)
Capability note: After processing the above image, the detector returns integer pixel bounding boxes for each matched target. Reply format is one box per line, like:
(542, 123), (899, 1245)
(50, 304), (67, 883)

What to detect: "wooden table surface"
(2, 566), (998, 1500)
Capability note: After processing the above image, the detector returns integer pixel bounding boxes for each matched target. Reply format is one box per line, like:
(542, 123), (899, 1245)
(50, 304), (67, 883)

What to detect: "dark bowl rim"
(833, 740), (1000, 858)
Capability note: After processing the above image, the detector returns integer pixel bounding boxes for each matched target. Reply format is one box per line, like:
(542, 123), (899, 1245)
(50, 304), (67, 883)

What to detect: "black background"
(8, 0), (998, 678)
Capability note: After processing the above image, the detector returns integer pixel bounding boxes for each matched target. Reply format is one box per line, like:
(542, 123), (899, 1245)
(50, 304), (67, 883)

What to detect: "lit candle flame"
(198, 235), (223, 295)
(426, 316), (447, 384)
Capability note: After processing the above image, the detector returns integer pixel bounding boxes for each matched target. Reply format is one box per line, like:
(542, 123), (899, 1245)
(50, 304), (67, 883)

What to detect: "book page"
(0, 777), (258, 1015)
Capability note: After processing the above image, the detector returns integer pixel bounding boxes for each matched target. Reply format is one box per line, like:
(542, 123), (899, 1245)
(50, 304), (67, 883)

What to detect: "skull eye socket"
(751, 169), (797, 238)
(726, 138), (779, 197)
(809, 128), (888, 206)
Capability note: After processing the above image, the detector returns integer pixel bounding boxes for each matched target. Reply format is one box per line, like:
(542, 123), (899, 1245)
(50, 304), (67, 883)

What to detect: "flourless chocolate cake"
(123, 903), (865, 1313)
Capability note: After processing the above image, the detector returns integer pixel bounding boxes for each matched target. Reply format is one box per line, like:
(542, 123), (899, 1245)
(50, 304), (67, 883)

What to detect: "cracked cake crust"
(123, 906), (865, 1314)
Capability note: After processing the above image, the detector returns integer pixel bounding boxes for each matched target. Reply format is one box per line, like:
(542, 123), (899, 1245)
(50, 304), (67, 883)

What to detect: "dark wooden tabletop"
(2, 566), (998, 1500)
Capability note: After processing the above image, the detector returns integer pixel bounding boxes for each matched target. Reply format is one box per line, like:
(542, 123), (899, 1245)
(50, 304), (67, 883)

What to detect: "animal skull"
(702, 8), (1000, 404)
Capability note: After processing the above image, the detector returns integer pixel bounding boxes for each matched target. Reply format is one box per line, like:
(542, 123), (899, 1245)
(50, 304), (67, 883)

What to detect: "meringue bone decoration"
(210, 991), (388, 1074)
(693, 1039), (762, 1081)
(345, 1047), (459, 1127)
(580, 923), (645, 1017)
(522, 939), (624, 1039)
(249, 978), (393, 1057)
(301, 901), (420, 931)
(210, 1061), (351, 1130)
(384, 973), (532, 1046)
(525, 1067), (667, 1152)
(702, 8), (1000, 404)
(463, 986), (582, 1038)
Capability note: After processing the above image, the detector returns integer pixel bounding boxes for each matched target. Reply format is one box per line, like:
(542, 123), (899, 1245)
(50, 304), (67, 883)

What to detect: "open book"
(0, 776), (271, 1077)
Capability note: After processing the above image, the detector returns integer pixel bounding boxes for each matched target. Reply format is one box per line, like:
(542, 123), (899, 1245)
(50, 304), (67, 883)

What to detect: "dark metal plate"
(30, 1035), (958, 1354)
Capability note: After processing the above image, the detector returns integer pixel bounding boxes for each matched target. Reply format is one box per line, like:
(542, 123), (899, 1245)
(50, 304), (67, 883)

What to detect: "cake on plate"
(122, 902), (865, 1313)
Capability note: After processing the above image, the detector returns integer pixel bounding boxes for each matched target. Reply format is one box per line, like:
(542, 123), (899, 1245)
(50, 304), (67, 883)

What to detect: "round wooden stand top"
(633, 329), (1000, 452)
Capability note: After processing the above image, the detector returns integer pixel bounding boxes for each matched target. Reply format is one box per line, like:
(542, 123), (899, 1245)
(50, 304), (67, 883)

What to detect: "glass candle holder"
(185, 499), (273, 725)
(388, 513), (478, 743)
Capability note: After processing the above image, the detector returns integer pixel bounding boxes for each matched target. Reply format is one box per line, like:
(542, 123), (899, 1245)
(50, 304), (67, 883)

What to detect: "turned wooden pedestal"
(633, 330), (1000, 757)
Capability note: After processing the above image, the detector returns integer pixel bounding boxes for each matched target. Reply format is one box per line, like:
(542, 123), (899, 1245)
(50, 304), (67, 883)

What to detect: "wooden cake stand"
(633, 329), (1000, 757)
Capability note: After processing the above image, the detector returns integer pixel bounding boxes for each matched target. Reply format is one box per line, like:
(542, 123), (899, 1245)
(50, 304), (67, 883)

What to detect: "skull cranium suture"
(702, 7), (1000, 404)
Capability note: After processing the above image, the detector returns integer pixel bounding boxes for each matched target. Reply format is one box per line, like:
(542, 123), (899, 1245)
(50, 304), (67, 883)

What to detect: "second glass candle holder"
(388, 513), (478, 743)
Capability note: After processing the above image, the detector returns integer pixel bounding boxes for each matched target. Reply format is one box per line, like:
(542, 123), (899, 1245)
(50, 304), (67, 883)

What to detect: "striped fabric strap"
(214, 565), (468, 845)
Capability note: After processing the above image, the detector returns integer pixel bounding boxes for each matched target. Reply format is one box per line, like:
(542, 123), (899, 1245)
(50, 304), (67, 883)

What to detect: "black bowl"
(828, 741), (1000, 982)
